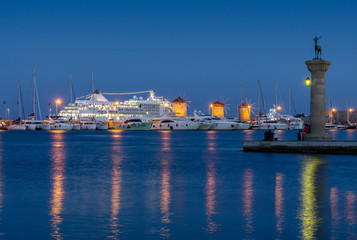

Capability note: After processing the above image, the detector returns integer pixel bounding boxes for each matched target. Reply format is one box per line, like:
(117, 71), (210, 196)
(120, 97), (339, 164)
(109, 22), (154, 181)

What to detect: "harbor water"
(0, 129), (356, 239)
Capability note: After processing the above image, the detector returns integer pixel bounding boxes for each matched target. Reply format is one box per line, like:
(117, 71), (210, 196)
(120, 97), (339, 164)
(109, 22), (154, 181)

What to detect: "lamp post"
(305, 77), (311, 87)
(7, 108), (10, 120)
(56, 99), (61, 117)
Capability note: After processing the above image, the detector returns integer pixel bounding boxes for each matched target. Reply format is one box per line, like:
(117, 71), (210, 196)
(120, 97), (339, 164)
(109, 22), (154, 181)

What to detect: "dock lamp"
(305, 77), (311, 87)
(56, 99), (61, 117)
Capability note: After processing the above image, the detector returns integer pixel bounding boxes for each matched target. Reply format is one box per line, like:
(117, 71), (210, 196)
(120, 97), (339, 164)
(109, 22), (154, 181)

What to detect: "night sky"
(1, 0), (357, 118)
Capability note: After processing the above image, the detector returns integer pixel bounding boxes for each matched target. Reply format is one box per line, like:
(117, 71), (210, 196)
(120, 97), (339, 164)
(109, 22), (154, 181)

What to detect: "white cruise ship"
(58, 90), (172, 121)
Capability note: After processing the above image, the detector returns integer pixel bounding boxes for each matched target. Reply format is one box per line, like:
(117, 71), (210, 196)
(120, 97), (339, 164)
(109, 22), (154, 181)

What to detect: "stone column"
(303, 59), (332, 141)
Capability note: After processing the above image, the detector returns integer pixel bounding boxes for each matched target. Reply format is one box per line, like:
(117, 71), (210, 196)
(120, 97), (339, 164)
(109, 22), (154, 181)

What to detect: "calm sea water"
(0, 129), (356, 239)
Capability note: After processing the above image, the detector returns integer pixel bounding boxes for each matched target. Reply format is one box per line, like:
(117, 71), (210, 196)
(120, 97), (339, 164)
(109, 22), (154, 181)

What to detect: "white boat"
(7, 123), (26, 131)
(326, 123), (337, 129)
(80, 121), (97, 130)
(336, 124), (348, 129)
(47, 119), (73, 130)
(255, 106), (297, 130)
(232, 120), (251, 130)
(114, 118), (152, 130)
(189, 112), (215, 130)
(151, 115), (200, 130)
(95, 120), (108, 130)
(23, 120), (44, 130)
(40, 123), (51, 130)
(257, 120), (289, 130)
(72, 124), (81, 130)
(209, 117), (238, 130)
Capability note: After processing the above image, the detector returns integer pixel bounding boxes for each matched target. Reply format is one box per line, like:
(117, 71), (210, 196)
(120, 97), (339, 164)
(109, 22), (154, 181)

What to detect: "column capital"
(305, 59), (331, 72)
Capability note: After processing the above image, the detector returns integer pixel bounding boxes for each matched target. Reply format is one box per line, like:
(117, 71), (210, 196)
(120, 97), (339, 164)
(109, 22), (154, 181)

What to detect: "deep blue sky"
(1, 0), (357, 118)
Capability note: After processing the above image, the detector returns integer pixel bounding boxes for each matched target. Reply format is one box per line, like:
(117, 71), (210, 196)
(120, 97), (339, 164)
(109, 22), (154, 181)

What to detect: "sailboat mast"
(347, 96), (349, 123)
(18, 75), (21, 119)
(33, 65), (36, 120)
(288, 88), (291, 115)
(275, 80), (277, 108)
(91, 72), (94, 117)
(70, 72), (73, 104)
(91, 72), (94, 93)
(257, 80), (260, 119)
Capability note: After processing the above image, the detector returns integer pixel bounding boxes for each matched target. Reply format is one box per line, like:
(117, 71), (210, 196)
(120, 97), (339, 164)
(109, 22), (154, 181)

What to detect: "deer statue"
(314, 36), (322, 59)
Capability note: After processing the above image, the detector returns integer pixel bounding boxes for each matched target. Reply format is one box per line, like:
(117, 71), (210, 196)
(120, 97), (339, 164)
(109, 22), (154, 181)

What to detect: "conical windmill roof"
(212, 100), (224, 106)
(172, 96), (187, 103)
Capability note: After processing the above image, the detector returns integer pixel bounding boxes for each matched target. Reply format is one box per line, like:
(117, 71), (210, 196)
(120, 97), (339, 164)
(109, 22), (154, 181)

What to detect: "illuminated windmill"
(172, 96), (187, 117)
(238, 102), (251, 122)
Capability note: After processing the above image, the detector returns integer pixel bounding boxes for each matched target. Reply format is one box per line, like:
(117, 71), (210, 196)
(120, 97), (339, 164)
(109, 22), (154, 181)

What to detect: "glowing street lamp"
(277, 106), (282, 111)
(305, 77), (311, 87)
(56, 99), (61, 117)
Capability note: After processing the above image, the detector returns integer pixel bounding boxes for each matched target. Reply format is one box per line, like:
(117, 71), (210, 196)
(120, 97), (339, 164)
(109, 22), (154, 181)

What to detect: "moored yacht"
(114, 118), (152, 130)
(94, 120), (108, 130)
(80, 120), (97, 130)
(232, 120), (251, 130)
(151, 115), (200, 130)
(189, 112), (215, 130)
(209, 117), (238, 130)
(6, 121), (26, 131)
(46, 119), (73, 130)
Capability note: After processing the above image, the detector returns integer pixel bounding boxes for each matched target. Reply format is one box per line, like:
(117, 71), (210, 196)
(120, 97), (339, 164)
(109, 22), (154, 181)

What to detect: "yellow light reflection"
(109, 131), (123, 239)
(206, 131), (216, 151)
(243, 168), (254, 236)
(159, 131), (172, 239)
(299, 156), (325, 240)
(50, 132), (66, 240)
(205, 160), (218, 233)
(275, 173), (284, 236)
(109, 129), (123, 138)
(330, 187), (339, 239)
(160, 131), (171, 152)
(345, 191), (356, 239)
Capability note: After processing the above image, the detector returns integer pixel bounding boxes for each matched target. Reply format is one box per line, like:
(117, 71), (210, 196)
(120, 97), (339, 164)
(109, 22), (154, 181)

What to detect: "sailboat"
(7, 76), (26, 130)
(22, 65), (50, 130)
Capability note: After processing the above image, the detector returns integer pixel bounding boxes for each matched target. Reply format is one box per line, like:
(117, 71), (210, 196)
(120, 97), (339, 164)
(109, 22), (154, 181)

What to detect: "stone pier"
(303, 59), (332, 141)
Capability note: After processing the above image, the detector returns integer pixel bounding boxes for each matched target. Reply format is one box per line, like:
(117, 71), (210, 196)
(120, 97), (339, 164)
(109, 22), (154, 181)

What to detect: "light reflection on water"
(0, 130), (356, 239)
(275, 173), (284, 238)
(50, 131), (66, 240)
(242, 168), (254, 237)
(330, 187), (339, 240)
(299, 156), (325, 240)
(109, 132), (123, 239)
(205, 131), (218, 234)
(159, 131), (172, 239)
(345, 191), (356, 239)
